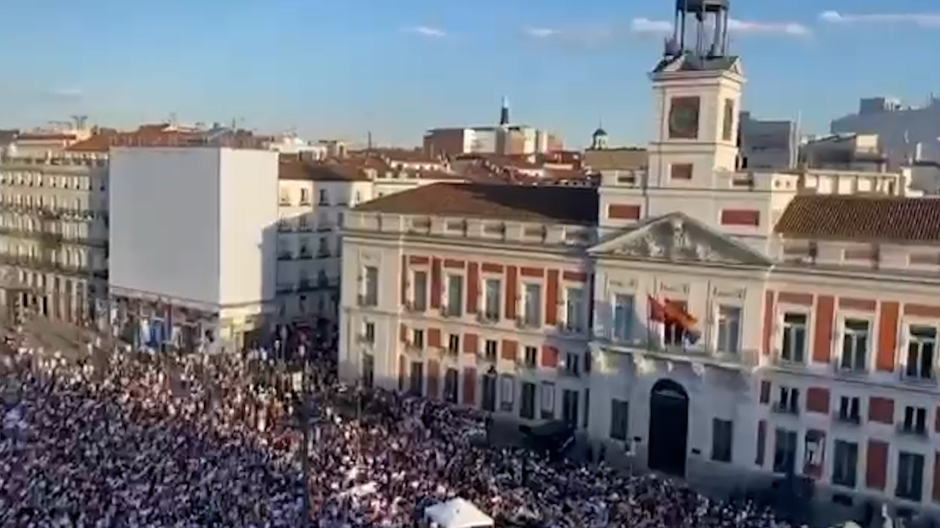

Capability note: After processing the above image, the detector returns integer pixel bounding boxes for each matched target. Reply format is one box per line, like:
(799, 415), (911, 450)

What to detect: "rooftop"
(278, 160), (370, 182)
(354, 182), (599, 225)
(774, 194), (940, 243)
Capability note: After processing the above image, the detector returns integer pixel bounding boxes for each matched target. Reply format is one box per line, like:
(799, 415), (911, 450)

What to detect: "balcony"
(832, 411), (861, 426)
(357, 294), (378, 308)
(557, 322), (587, 336)
(276, 283), (295, 294)
(895, 423), (928, 438)
(0, 253), (105, 280)
(516, 317), (541, 330)
(297, 250), (313, 260)
(403, 301), (426, 313)
(441, 306), (463, 319)
(771, 402), (800, 416)
(477, 312), (499, 325)
(899, 367), (938, 387)
(297, 279), (314, 292)
(832, 358), (869, 378)
(317, 249), (331, 259)
(279, 198), (291, 206)
(771, 352), (807, 369)
(277, 251), (293, 261)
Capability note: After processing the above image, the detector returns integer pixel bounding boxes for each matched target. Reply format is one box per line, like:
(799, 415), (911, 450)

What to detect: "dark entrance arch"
(647, 378), (690, 477)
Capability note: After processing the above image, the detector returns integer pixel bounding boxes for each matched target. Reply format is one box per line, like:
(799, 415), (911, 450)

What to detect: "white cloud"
(520, 26), (613, 45)
(819, 11), (940, 27)
(46, 87), (83, 99)
(630, 18), (673, 35)
(402, 26), (447, 38)
(628, 17), (811, 37)
(522, 27), (558, 39)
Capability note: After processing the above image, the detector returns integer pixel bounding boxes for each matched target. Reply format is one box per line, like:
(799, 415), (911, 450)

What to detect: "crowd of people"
(0, 324), (803, 527)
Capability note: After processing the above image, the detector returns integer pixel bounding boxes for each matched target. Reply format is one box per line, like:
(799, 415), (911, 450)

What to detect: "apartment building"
(276, 158), (466, 326)
(338, 0), (940, 515)
(0, 146), (109, 323)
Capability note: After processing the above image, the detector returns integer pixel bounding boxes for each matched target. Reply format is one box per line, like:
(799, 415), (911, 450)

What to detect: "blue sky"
(1, 0), (938, 148)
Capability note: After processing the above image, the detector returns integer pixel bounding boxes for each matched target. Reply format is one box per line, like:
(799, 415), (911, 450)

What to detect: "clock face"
(668, 96), (700, 140)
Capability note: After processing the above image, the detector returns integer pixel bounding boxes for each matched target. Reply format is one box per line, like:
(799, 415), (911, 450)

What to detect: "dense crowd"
(0, 326), (799, 528)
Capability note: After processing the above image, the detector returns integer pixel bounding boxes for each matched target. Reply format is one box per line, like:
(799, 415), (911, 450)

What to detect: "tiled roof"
(354, 182), (599, 225)
(774, 194), (940, 242)
(279, 160), (371, 182)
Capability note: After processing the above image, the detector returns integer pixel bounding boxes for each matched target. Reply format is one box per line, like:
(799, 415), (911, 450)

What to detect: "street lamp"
(298, 343), (311, 527)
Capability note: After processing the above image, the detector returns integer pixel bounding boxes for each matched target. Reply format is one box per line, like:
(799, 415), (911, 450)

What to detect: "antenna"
(367, 131), (373, 151)
(71, 115), (89, 130)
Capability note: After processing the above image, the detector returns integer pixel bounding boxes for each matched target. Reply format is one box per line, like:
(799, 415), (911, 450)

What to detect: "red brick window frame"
(607, 204), (641, 220)
(720, 209), (760, 227)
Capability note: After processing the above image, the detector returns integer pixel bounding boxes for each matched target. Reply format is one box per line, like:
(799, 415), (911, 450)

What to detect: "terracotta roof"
(16, 133), (78, 141)
(583, 148), (647, 171)
(279, 160), (370, 182)
(354, 183), (599, 225)
(774, 194), (940, 242)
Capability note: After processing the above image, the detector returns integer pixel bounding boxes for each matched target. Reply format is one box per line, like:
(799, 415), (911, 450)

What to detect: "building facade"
(339, 3), (940, 514)
(0, 147), (109, 324)
(108, 147), (280, 353)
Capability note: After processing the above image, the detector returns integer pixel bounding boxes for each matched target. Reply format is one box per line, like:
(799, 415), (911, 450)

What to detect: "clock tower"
(648, 0), (743, 189)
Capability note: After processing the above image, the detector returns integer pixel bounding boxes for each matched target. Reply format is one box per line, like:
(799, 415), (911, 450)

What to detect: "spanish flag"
(648, 296), (701, 344)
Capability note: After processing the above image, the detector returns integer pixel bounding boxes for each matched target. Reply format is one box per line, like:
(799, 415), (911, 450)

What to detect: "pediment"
(589, 213), (771, 267)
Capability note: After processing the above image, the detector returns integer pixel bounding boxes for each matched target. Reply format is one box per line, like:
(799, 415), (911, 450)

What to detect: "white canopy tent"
(424, 498), (494, 528)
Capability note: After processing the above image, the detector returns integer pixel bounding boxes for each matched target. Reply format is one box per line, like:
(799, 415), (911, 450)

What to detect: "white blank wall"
(218, 149), (279, 307)
(109, 148), (222, 306)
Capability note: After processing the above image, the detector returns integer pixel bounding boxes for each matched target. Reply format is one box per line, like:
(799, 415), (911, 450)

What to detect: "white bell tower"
(647, 0), (744, 189)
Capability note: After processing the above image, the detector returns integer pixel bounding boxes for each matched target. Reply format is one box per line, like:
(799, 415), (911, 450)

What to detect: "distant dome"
(592, 127), (607, 137)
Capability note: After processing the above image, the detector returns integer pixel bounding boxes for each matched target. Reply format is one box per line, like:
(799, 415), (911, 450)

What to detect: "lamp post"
(298, 343), (311, 527)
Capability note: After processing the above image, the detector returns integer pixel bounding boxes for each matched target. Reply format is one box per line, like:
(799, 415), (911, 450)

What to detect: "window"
(711, 419), (733, 463)
(448, 334), (460, 354)
(524, 346), (537, 368)
(412, 271), (428, 311)
(444, 368), (459, 403)
(670, 163), (694, 180)
(901, 406), (927, 436)
(409, 361), (423, 396)
(361, 266), (379, 306)
(483, 279), (501, 321)
(298, 215), (309, 230)
(565, 287), (585, 332)
(300, 188), (310, 204)
(612, 294), (634, 341)
(318, 189), (328, 204)
(499, 375), (514, 412)
(772, 428), (798, 474)
(896, 452), (925, 501)
(362, 354), (374, 388)
(484, 340), (498, 361)
(831, 440), (858, 489)
(540, 381), (555, 419)
(412, 329), (424, 349)
(775, 386), (800, 414)
(562, 389), (579, 426)
(362, 322), (375, 344)
(279, 191), (291, 205)
(523, 283), (542, 327)
(520, 382), (536, 419)
(609, 399), (629, 441)
(905, 325), (936, 381)
(563, 352), (580, 376)
(481, 374), (496, 412)
(354, 191), (362, 204)
(663, 300), (688, 346)
(840, 319), (870, 372)
(781, 313), (807, 363)
(317, 237), (329, 256)
(716, 306), (741, 354)
(837, 396), (861, 424)
(445, 275), (463, 317)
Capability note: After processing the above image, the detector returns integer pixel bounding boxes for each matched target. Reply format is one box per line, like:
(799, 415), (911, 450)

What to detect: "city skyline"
(1, 0), (939, 147)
